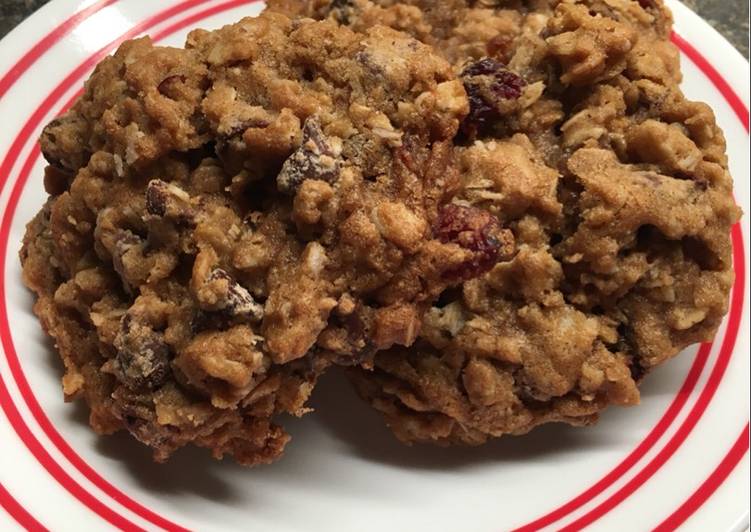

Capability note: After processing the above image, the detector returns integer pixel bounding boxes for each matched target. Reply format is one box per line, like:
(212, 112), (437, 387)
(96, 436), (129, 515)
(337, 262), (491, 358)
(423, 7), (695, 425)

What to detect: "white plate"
(0, 1), (748, 530)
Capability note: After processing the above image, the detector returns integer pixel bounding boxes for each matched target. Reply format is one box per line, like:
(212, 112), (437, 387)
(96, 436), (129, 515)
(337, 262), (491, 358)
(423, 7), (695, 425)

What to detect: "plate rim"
(0, 1), (748, 530)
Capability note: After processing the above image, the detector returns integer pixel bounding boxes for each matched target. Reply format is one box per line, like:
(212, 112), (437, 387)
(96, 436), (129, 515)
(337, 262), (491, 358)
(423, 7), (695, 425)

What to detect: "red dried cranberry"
(463, 84), (497, 135)
(434, 204), (513, 281)
(461, 59), (525, 100)
(490, 70), (526, 100)
(460, 58), (526, 137)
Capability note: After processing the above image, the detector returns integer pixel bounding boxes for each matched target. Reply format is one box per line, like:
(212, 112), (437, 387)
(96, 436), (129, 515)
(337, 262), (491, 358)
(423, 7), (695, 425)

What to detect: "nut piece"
(145, 179), (193, 221)
(434, 203), (515, 281)
(372, 303), (421, 350)
(206, 268), (265, 321)
(113, 315), (171, 391)
(277, 116), (342, 194)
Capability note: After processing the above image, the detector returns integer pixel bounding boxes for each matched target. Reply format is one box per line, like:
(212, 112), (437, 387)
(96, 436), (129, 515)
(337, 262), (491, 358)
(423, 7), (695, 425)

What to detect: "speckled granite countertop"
(1, 0), (748, 56)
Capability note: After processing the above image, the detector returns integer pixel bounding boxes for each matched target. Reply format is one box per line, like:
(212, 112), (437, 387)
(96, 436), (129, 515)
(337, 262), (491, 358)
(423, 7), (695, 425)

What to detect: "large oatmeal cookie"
(21, 12), (474, 463)
(270, 0), (741, 445)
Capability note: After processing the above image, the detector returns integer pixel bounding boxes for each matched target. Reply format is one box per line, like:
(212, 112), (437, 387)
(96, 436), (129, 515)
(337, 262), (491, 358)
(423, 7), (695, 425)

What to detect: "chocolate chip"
(114, 315), (171, 390)
(629, 358), (647, 382)
(43, 164), (74, 196)
(145, 181), (168, 217)
(224, 118), (271, 139)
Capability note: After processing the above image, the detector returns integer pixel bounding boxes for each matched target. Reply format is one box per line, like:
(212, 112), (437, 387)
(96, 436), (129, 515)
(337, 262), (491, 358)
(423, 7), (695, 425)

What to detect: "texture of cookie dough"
(21, 11), (477, 463)
(269, 0), (741, 445)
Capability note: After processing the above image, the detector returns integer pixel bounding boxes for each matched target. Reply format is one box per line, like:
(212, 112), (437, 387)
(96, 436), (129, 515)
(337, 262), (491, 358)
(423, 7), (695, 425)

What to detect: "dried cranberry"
(460, 58), (526, 137)
(434, 204), (514, 281)
(463, 84), (497, 135)
(637, 0), (653, 8)
(461, 59), (525, 99)
(490, 70), (526, 100)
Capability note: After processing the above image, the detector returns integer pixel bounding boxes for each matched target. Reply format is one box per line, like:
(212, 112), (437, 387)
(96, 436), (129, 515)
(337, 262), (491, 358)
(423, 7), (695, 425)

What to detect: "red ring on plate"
(650, 34), (750, 529)
(558, 223), (745, 531)
(515, 33), (749, 529)
(0, 481), (46, 531)
(0, 2), (743, 532)
(0, 0), (116, 99)
(0, 1), (258, 530)
(0, 5), (115, 530)
(672, 32), (750, 131)
(654, 423), (750, 531)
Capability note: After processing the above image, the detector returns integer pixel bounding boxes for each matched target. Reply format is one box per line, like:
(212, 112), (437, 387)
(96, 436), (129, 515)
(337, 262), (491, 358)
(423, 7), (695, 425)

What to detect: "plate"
(0, 1), (748, 530)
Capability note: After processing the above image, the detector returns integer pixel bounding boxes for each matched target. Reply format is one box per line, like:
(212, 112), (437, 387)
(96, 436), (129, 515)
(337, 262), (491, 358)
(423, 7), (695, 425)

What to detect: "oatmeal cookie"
(21, 12), (475, 463)
(270, 0), (741, 445)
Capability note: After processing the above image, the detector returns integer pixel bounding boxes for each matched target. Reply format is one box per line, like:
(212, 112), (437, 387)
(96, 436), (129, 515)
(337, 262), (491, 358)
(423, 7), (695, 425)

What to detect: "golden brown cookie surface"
(268, 0), (740, 445)
(21, 12), (477, 463)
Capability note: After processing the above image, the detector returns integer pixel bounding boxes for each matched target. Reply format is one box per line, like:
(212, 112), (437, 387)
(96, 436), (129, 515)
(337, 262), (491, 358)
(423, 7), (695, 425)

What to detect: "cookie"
(21, 12), (473, 463)
(269, 0), (741, 444)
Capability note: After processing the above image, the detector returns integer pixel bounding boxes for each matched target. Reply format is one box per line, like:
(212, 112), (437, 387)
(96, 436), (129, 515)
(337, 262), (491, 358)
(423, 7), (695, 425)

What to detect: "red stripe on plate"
(0, 481), (47, 532)
(671, 32), (750, 132)
(151, 0), (256, 41)
(0, 4), (119, 528)
(0, 10), (745, 532)
(0, 374), (144, 530)
(653, 424), (750, 531)
(559, 225), (746, 532)
(515, 31), (749, 531)
(0, 0), (117, 99)
(0, 1), (257, 530)
(0, 0), (216, 195)
(513, 344), (713, 532)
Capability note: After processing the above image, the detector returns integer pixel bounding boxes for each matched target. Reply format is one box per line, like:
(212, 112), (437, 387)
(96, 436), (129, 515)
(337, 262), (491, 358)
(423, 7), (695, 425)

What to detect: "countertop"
(1, 0), (749, 57)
